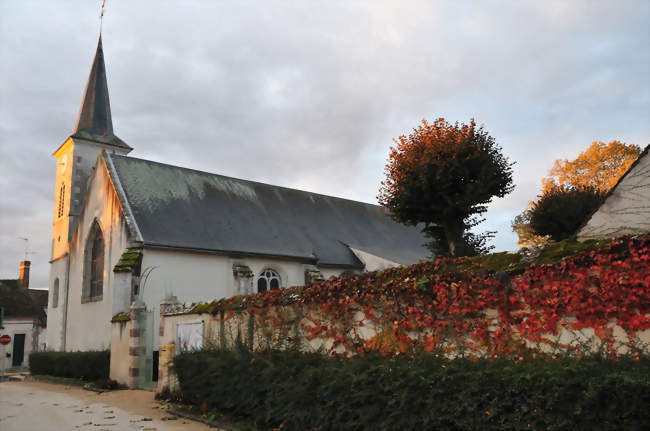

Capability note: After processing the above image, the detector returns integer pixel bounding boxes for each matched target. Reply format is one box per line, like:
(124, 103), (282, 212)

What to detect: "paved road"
(0, 381), (215, 431)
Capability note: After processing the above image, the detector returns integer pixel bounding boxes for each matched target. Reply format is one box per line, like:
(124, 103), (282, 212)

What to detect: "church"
(46, 36), (429, 353)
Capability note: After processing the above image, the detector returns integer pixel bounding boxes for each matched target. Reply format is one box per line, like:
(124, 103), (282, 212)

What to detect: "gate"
(136, 309), (154, 390)
(12, 334), (25, 367)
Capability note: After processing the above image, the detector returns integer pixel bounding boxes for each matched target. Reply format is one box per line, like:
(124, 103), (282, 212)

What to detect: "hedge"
(174, 349), (650, 431)
(29, 351), (110, 381)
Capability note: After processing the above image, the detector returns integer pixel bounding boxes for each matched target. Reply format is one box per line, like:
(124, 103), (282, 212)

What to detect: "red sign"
(0, 334), (10, 345)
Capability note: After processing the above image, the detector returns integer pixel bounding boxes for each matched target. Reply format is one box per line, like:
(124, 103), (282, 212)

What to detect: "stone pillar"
(127, 300), (146, 388)
(157, 295), (180, 394)
(159, 295), (179, 341)
(232, 263), (254, 295)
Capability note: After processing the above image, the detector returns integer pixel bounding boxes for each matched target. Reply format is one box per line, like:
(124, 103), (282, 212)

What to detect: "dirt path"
(0, 380), (217, 431)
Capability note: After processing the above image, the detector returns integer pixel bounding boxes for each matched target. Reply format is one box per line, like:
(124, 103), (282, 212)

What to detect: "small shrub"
(29, 351), (110, 381)
(92, 378), (120, 390)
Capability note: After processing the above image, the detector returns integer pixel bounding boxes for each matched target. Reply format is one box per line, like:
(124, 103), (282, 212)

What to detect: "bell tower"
(51, 36), (132, 261)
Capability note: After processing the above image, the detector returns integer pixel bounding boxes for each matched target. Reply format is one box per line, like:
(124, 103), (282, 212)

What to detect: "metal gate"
(136, 309), (154, 390)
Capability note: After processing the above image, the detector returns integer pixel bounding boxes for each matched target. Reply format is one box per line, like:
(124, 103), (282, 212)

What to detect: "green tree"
(528, 187), (605, 241)
(378, 118), (514, 256)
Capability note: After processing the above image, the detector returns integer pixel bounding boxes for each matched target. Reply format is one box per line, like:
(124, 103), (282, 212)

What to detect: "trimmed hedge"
(29, 351), (110, 381)
(174, 349), (650, 431)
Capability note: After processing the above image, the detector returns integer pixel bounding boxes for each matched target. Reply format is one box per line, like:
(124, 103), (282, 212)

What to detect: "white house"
(0, 264), (47, 370)
(578, 144), (650, 240)
(46, 36), (429, 367)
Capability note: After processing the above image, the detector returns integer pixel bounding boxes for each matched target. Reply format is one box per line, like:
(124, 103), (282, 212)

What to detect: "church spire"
(72, 36), (130, 149)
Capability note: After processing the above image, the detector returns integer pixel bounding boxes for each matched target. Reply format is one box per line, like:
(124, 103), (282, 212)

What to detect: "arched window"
(83, 221), (105, 301)
(257, 269), (281, 292)
(52, 278), (59, 308)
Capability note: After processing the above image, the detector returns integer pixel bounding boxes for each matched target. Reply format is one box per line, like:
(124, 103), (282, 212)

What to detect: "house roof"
(104, 153), (429, 267)
(71, 36), (130, 150)
(0, 280), (46, 324)
(28, 289), (49, 309)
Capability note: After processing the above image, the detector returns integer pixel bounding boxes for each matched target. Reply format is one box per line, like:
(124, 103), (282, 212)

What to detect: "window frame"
(256, 268), (282, 293)
(52, 278), (59, 308)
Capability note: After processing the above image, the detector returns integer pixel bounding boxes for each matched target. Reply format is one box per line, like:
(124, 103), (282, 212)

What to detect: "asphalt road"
(0, 381), (215, 431)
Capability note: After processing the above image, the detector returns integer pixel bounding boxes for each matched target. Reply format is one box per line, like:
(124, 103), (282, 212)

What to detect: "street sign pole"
(0, 334), (11, 381)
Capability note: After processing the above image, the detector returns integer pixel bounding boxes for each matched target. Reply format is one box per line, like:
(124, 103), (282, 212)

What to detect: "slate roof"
(0, 280), (46, 325)
(28, 289), (49, 310)
(105, 153), (429, 267)
(71, 36), (130, 150)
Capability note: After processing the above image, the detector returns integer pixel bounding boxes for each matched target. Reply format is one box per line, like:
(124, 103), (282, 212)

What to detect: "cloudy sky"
(1, 1), (648, 289)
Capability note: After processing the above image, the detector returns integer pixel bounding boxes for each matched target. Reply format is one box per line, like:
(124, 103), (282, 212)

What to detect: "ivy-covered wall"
(158, 236), (650, 392)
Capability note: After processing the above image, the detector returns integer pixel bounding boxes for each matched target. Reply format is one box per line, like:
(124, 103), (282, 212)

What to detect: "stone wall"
(154, 297), (650, 394)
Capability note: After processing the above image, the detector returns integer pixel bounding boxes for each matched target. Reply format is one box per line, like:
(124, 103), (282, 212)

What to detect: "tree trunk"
(443, 222), (465, 257)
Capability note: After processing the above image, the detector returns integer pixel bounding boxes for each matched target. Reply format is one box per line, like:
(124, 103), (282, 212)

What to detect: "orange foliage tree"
(542, 141), (641, 193)
(378, 118), (514, 256)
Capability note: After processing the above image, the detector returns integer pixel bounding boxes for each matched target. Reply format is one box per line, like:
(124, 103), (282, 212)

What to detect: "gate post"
(157, 295), (179, 393)
(127, 300), (146, 388)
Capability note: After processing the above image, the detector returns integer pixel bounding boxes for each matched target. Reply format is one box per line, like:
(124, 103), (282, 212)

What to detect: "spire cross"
(100, 0), (107, 34)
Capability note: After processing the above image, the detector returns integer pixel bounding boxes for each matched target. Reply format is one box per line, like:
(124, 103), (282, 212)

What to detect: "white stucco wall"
(62, 156), (133, 351)
(109, 320), (131, 386)
(37, 327), (47, 351)
(579, 151), (650, 240)
(139, 248), (352, 349)
(46, 257), (67, 351)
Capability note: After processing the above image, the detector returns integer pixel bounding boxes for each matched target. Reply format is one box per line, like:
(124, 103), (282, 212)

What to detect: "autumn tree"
(378, 118), (514, 257)
(542, 141), (641, 193)
(511, 212), (549, 249)
(513, 141), (641, 247)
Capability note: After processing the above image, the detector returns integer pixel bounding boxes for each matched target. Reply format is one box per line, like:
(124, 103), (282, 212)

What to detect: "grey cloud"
(1, 1), (648, 289)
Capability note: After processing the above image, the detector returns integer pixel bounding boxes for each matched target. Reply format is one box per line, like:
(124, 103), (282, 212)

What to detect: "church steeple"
(71, 36), (130, 150)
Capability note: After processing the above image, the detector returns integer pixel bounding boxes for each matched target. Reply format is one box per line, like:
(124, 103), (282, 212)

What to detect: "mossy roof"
(113, 246), (143, 272)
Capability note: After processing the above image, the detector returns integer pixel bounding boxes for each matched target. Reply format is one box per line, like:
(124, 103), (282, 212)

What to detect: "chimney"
(19, 261), (30, 289)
